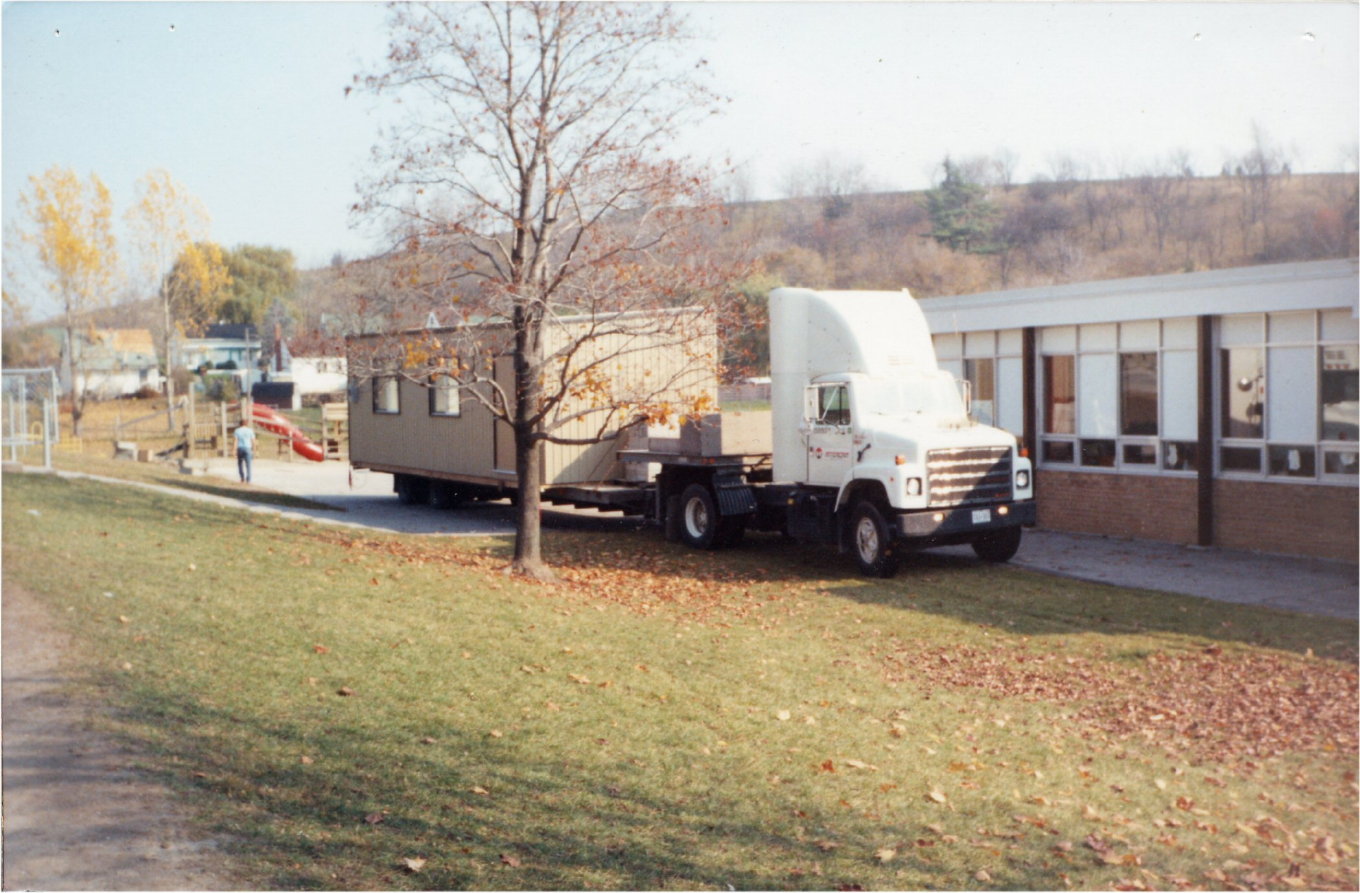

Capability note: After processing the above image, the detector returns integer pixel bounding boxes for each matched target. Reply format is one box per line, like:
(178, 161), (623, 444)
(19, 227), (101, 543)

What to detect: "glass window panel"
(1120, 320), (1159, 351)
(1323, 448), (1359, 476)
(935, 333), (962, 360)
(1122, 443), (1158, 465)
(1321, 345), (1359, 441)
(964, 358), (995, 427)
(1268, 311), (1314, 344)
(1080, 439), (1116, 467)
(1081, 324), (1117, 352)
(1267, 346), (1316, 442)
(1044, 355), (1075, 434)
(1221, 348), (1264, 439)
(1221, 445), (1262, 473)
(1221, 314), (1264, 347)
(1043, 439), (1075, 463)
(429, 374), (460, 417)
(1267, 444), (1315, 478)
(1162, 441), (1199, 472)
(1079, 353), (1118, 437)
(1161, 350), (1198, 441)
(1042, 326), (1076, 354)
(1120, 352), (1158, 436)
(964, 331), (996, 357)
(1162, 317), (1198, 350)
(997, 356), (1023, 435)
(1320, 309), (1359, 343)
(373, 375), (400, 414)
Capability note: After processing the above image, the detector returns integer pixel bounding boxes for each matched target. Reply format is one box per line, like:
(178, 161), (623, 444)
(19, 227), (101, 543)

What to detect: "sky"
(4, 1), (1357, 317)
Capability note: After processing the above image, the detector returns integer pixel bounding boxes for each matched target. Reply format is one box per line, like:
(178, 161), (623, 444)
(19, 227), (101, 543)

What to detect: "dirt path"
(2, 580), (237, 891)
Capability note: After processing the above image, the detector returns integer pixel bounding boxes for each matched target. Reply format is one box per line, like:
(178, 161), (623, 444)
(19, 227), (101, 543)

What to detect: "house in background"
(177, 324), (263, 393)
(921, 258), (1358, 563)
(57, 328), (162, 399)
(268, 331), (348, 403)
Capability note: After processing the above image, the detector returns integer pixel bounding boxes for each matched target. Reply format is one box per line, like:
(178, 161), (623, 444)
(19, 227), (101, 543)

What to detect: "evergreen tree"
(924, 158), (998, 254)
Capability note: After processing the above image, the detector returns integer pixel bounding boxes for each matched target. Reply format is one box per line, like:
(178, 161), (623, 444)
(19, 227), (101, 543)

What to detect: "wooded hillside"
(726, 171), (1357, 300)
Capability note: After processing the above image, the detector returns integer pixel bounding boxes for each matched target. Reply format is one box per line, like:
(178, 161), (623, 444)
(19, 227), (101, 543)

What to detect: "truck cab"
(771, 287), (1035, 575)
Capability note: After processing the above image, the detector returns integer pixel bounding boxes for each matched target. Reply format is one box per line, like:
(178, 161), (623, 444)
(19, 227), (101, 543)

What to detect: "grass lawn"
(3, 470), (1356, 890)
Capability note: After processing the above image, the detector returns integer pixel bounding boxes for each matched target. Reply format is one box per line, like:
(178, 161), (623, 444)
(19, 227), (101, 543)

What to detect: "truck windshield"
(858, 374), (968, 420)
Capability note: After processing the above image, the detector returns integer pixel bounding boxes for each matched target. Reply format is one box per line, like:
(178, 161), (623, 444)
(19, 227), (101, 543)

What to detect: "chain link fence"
(2, 368), (59, 468)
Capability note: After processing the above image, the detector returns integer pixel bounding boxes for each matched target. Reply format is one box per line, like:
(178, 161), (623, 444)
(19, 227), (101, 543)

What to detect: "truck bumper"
(896, 501), (1036, 539)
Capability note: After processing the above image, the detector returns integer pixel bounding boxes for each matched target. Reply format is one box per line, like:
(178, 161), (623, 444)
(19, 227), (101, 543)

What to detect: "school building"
(921, 259), (1358, 563)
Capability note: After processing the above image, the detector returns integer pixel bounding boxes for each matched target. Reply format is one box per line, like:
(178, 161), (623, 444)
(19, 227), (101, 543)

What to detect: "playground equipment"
(248, 402), (325, 462)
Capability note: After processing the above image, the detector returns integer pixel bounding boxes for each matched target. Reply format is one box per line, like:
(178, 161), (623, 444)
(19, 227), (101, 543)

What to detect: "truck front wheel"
(971, 526), (1022, 563)
(678, 483), (721, 550)
(851, 500), (900, 578)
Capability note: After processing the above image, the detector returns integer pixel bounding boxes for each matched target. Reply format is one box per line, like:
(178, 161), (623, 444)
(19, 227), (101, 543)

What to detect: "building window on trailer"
(374, 374), (400, 414)
(429, 373), (461, 417)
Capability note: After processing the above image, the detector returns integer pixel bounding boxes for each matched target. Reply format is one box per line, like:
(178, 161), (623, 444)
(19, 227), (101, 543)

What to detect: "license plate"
(972, 509), (992, 525)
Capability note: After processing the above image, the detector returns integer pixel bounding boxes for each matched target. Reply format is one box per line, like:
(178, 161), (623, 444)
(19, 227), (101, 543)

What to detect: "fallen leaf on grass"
(471, 785), (490, 796)
(364, 812), (385, 825)
(313, 644), (329, 654)
(874, 847), (898, 863)
(843, 759), (879, 771)
(336, 686), (356, 697)
(499, 853), (522, 867)
(975, 869), (992, 882)
(925, 788), (948, 804)
(403, 857), (426, 873)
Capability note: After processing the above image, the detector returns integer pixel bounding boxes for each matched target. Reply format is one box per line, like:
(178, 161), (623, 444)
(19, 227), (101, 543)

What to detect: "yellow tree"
(18, 166), (120, 436)
(126, 169), (230, 429)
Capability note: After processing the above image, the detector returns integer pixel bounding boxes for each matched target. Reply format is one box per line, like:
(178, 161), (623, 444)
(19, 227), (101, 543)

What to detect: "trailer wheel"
(429, 481), (463, 510)
(850, 500), (900, 577)
(395, 474), (430, 505)
(971, 526), (1022, 563)
(678, 483), (721, 550)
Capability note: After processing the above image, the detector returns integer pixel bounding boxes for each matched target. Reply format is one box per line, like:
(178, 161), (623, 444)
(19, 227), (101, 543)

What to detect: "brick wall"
(1035, 470), (1358, 562)
(1213, 478), (1358, 563)
(1036, 471), (1200, 544)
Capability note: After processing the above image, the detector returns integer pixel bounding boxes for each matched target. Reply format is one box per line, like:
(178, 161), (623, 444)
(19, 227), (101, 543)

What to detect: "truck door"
(805, 383), (854, 487)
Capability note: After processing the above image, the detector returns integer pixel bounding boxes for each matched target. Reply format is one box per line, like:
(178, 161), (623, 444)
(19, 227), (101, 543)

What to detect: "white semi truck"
(348, 287), (1035, 576)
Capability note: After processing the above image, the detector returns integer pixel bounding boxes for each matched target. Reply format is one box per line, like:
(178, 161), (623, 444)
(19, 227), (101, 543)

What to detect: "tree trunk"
(507, 303), (556, 582)
(510, 422), (554, 582)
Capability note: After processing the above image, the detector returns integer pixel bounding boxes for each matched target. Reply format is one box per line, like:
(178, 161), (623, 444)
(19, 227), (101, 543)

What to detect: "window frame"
(428, 373), (461, 418)
(373, 373), (401, 415)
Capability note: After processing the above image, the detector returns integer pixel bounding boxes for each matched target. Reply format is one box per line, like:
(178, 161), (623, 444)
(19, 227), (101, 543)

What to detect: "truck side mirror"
(958, 378), (973, 417)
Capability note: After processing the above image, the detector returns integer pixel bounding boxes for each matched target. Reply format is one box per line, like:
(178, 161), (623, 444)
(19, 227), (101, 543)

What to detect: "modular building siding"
(923, 259), (1359, 563)
(347, 313), (717, 488)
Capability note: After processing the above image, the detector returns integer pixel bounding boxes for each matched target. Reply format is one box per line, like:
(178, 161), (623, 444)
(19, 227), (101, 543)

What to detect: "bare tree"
(1229, 122), (1291, 256)
(355, 1), (743, 580)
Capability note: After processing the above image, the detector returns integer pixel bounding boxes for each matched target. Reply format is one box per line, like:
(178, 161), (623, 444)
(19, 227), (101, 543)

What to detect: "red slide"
(246, 402), (326, 462)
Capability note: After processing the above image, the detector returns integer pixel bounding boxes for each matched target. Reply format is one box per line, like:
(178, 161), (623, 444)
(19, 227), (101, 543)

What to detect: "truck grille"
(926, 446), (1012, 507)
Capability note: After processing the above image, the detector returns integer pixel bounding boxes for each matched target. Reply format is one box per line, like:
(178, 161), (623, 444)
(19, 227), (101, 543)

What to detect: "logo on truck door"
(811, 446), (851, 460)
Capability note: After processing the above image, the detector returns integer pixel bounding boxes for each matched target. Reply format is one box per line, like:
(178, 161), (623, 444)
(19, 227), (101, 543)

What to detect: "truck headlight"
(1016, 469), (1030, 490)
(906, 478), (923, 496)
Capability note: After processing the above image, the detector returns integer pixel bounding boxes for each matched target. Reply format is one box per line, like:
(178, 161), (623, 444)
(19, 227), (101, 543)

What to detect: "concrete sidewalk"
(21, 457), (1359, 620)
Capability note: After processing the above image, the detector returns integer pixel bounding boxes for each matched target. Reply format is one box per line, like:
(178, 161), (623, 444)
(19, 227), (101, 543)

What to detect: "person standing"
(234, 419), (257, 483)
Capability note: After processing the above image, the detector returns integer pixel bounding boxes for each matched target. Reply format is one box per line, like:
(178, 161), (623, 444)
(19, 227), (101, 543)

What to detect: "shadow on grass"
(106, 690), (917, 891)
(541, 525), (1356, 661)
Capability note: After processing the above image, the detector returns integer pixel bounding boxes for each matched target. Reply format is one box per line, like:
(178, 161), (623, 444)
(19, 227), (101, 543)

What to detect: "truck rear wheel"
(972, 526), (1022, 563)
(678, 483), (721, 550)
(851, 500), (900, 578)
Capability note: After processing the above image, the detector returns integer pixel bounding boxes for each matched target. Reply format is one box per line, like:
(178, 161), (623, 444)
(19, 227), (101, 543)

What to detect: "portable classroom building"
(346, 311), (717, 491)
